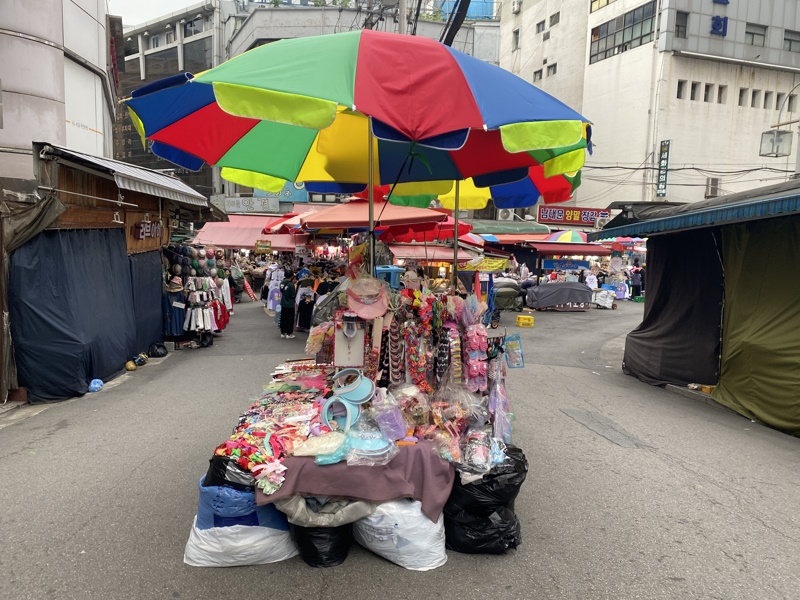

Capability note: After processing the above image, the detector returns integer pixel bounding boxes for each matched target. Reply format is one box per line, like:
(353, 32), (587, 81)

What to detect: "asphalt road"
(2, 299), (799, 600)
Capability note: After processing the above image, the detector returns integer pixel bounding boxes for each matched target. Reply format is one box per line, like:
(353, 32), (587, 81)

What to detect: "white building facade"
(502, 0), (800, 206)
(0, 0), (118, 190)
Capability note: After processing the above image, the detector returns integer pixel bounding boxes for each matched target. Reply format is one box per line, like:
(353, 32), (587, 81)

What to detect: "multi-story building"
(0, 0), (121, 193)
(116, 0), (500, 212)
(502, 0), (800, 206)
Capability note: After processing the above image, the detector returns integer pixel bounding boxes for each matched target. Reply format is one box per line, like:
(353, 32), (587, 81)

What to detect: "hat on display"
(346, 278), (389, 320)
(198, 258), (206, 268)
(207, 258), (216, 268)
(210, 268), (218, 277)
(215, 249), (224, 259)
(190, 247), (198, 259)
(168, 276), (184, 292)
(206, 248), (214, 259)
(184, 246), (193, 257)
(190, 268), (196, 276)
(176, 245), (185, 256)
(181, 265), (191, 275)
(191, 259), (199, 270)
(171, 263), (182, 275)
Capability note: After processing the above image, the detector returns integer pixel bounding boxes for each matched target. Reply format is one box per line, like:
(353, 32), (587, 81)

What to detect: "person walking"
(279, 269), (297, 339)
(629, 259), (642, 299)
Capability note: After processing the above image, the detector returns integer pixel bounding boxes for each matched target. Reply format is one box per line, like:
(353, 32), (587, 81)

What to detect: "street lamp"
(759, 80), (800, 177)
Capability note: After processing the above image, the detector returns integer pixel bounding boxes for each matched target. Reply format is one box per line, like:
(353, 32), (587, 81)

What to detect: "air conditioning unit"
(595, 216), (611, 229)
(543, 31), (550, 41)
(511, 0), (521, 14)
(705, 177), (720, 198)
(496, 208), (515, 221)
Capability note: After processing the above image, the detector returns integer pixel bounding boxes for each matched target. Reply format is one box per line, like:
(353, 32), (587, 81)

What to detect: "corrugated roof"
(41, 144), (208, 208)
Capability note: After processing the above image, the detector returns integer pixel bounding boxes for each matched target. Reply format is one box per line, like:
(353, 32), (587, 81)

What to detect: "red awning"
(302, 199), (446, 230)
(261, 234), (310, 251)
(380, 216), (473, 243)
(491, 233), (550, 245)
(388, 244), (477, 263)
(527, 242), (612, 257)
(193, 215), (284, 249)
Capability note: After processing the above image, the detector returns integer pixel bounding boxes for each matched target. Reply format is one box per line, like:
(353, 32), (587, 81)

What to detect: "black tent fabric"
(129, 251), (164, 356)
(711, 216), (800, 435)
(8, 228), (137, 402)
(525, 282), (592, 309)
(622, 229), (723, 386)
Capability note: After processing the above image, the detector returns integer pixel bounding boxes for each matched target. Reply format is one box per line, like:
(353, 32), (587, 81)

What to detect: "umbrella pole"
(368, 120), (375, 275)
(452, 180), (460, 289)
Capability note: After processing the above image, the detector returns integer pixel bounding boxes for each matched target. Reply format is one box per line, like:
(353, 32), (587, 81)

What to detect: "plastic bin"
(375, 265), (405, 289)
(516, 315), (534, 327)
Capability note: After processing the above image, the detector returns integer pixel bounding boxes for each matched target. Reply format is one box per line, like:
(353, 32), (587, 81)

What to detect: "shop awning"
(388, 244), (477, 263)
(261, 233), (310, 251)
(528, 242), (612, 256)
(464, 219), (550, 235)
(39, 143), (208, 208)
(192, 215), (285, 249)
(303, 200), (446, 230)
(489, 233), (550, 244)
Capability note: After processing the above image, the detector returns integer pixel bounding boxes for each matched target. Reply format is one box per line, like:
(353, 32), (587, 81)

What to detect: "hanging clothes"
(163, 291), (186, 337)
(220, 278), (233, 311)
(297, 296), (315, 331)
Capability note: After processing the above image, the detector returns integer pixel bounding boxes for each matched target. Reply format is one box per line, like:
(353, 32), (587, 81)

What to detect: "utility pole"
(398, 0), (407, 34)
(365, 0), (374, 30)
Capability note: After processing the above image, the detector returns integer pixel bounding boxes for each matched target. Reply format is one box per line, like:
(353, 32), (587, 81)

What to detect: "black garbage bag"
(444, 506), (521, 554)
(445, 445), (528, 516)
(203, 456), (255, 492)
(290, 523), (352, 567)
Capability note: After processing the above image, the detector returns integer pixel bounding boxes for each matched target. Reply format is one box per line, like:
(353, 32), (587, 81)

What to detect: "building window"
(547, 63), (557, 76)
(738, 87), (748, 106)
(675, 11), (688, 39)
(550, 12), (560, 26)
(536, 20), (545, 33)
(184, 17), (204, 38)
(590, 0), (617, 14)
(777, 92), (786, 110)
(589, 1), (656, 64)
(745, 23), (767, 47)
(533, 69), (543, 82)
(512, 28), (520, 51)
(717, 85), (727, 104)
(704, 84), (714, 102)
(150, 36), (159, 49)
(789, 94), (797, 112)
(764, 91), (773, 109)
(166, 30), (174, 44)
(690, 81), (699, 101)
(751, 89), (761, 108)
(784, 30), (800, 52)
(677, 79), (686, 99)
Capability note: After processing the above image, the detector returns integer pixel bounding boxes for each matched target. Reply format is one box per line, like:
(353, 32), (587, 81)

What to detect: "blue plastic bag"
(88, 379), (104, 392)
(195, 476), (289, 531)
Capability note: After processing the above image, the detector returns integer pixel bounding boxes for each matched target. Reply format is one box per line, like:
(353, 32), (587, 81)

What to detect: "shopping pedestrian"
(279, 270), (297, 339)
(629, 260), (642, 298)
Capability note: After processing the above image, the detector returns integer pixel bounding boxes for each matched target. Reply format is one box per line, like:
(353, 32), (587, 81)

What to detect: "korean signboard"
(656, 140), (670, 197)
(537, 206), (611, 227)
(542, 259), (591, 271)
(254, 240), (272, 254)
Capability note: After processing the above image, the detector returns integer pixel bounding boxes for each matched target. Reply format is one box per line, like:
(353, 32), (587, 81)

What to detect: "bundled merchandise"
(186, 270), (527, 569)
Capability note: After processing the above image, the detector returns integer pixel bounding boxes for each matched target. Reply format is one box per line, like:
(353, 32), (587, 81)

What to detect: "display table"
(256, 442), (455, 522)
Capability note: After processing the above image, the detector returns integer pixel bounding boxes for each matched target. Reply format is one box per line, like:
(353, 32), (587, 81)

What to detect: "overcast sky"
(108, 0), (197, 27)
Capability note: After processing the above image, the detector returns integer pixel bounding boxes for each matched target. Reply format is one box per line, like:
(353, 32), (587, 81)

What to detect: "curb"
(663, 384), (735, 414)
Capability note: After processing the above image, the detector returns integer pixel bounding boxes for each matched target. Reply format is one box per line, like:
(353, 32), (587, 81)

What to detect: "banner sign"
(254, 181), (309, 203)
(656, 140), (670, 197)
(543, 259), (591, 271)
(254, 240), (272, 254)
(537, 206), (610, 226)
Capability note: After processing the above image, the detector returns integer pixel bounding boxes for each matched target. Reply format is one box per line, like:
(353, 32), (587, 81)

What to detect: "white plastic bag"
(183, 516), (298, 567)
(353, 500), (447, 571)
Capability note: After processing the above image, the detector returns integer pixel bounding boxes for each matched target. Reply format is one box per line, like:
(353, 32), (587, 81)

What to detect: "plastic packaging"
(293, 431), (346, 457)
(489, 376), (512, 443)
(315, 435), (352, 465)
(391, 383), (430, 427)
(461, 428), (492, 474)
(353, 500), (447, 571)
(290, 523), (352, 568)
(195, 476), (289, 531)
(443, 506), (521, 554)
(204, 456), (256, 491)
(444, 446), (528, 516)
(88, 379), (103, 392)
(345, 426), (399, 467)
(183, 516), (298, 567)
(374, 406), (408, 441)
(275, 497), (377, 527)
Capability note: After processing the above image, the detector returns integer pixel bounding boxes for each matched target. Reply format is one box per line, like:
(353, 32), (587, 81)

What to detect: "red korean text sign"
(537, 206), (610, 227)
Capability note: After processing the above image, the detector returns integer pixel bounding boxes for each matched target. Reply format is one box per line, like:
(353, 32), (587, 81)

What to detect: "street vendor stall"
(123, 28), (589, 570)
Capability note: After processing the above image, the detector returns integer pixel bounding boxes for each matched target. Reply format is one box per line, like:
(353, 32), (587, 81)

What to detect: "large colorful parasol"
(124, 29), (591, 271)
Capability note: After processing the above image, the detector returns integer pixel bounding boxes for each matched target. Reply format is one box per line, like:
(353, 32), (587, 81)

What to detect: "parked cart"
(592, 289), (617, 310)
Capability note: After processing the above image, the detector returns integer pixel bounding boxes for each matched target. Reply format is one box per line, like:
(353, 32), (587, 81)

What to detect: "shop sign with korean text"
(254, 240), (272, 254)
(537, 206), (610, 226)
(656, 140), (670, 197)
(543, 259), (591, 271)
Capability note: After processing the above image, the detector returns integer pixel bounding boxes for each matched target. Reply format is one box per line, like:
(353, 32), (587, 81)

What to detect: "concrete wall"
(0, 0), (113, 186)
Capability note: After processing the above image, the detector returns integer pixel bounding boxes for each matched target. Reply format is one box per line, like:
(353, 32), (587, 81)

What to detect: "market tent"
(489, 233), (550, 244)
(527, 241), (611, 256)
(270, 209), (319, 233)
(711, 216), (800, 435)
(260, 233), (310, 252)
(262, 212), (297, 234)
(388, 244), (476, 263)
(465, 220), (550, 235)
(302, 200), (446, 230)
(622, 229), (723, 386)
(380, 216), (473, 243)
(193, 215), (283, 249)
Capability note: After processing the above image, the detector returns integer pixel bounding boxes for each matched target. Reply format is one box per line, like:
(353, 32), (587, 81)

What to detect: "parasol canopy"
(300, 199), (447, 230)
(545, 230), (588, 243)
(124, 30), (591, 195)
